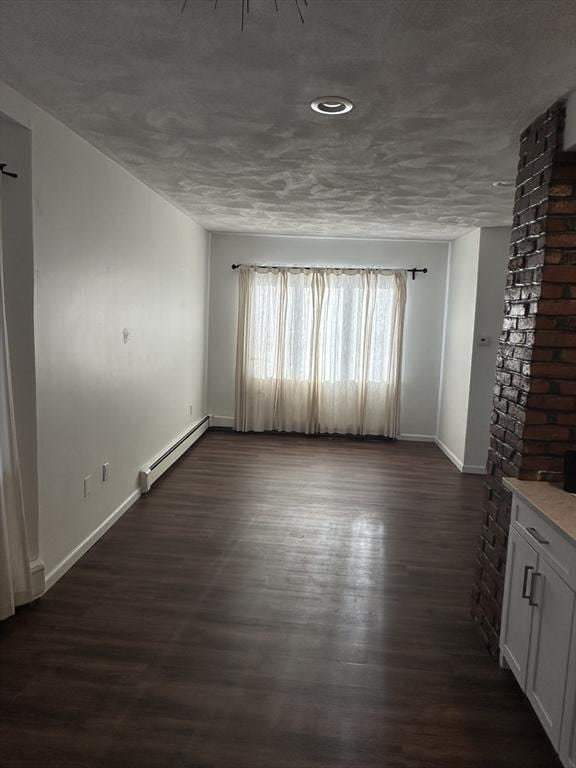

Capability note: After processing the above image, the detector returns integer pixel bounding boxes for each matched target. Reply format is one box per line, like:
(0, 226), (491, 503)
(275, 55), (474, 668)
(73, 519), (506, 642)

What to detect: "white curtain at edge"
(0, 182), (33, 620)
(235, 266), (407, 438)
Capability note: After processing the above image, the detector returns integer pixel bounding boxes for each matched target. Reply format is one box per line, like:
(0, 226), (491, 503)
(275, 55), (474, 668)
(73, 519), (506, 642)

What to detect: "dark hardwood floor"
(0, 432), (562, 768)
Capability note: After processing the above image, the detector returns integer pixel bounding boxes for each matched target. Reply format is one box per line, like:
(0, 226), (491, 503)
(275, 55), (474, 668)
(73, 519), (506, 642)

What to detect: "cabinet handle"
(522, 565), (534, 599)
(528, 571), (540, 607)
(526, 526), (549, 545)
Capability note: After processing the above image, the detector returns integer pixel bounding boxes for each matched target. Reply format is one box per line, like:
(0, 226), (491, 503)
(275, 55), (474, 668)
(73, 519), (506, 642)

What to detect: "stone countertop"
(503, 477), (576, 543)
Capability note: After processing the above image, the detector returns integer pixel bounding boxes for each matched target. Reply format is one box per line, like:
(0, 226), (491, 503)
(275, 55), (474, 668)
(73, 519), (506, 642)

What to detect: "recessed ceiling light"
(492, 180), (514, 188)
(311, 97), (354, 116)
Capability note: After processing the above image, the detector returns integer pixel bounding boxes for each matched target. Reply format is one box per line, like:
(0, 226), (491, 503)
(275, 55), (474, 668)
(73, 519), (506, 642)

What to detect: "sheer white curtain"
(235, 266), (406, 437)
(0, 183), (33, 620)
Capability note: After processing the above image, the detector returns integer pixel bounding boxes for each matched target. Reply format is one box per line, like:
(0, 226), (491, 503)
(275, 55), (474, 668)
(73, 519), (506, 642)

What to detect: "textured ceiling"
(0, 0), (575, 240)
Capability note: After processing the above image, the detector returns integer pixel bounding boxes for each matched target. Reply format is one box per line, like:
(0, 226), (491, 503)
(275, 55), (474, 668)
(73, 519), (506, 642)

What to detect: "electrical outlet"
(102, 462), (111, 483)
(83, 475), (92, 498)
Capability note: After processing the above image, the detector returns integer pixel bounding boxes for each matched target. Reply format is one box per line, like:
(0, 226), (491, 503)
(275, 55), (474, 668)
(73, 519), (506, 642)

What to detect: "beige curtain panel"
(235, 266), (407, 438)
(0, 185), (33, 620)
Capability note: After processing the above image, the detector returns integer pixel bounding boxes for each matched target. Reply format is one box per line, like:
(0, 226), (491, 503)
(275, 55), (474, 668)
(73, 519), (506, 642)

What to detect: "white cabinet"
(525, 557), (574, 746)
(500, 526), (538, 686)
(500, 490), (576, 768)
(561, 608), (576, 768)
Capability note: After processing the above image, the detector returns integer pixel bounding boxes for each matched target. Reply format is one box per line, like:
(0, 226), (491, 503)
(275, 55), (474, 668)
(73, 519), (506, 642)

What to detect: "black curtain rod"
(231, 264), (428, 280)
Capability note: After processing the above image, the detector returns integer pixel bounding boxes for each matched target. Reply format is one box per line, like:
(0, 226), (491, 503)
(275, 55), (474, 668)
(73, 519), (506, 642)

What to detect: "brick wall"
(472, 99), (576, 656)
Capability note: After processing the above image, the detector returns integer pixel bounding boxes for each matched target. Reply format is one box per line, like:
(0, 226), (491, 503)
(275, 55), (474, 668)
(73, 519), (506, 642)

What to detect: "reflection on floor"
(0, 431), (562, 767)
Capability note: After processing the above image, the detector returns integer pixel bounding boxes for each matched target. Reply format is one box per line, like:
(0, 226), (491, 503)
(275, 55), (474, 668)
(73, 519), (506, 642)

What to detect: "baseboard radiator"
(139, 415), (210, 493)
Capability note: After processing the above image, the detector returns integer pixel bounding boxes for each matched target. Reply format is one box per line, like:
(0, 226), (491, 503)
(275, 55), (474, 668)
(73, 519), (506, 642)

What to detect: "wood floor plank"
(0, 432), (562, 767)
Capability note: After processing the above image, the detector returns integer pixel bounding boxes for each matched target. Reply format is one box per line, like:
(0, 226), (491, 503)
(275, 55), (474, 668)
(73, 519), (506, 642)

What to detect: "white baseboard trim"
(435, 437), (465, 471)
(398, 433), (436, 442)
(44, 488), (141, 592)
(209, 415), (235, 429)
(13, 559), (45, 607)
(30, 558), (45, 599)
(434, 437), (486, 475)
(461, 463), (487, 475)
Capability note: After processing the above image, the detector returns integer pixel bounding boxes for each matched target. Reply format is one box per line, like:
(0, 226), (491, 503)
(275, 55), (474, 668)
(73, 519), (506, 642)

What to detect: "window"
(235, 266), (407, 437)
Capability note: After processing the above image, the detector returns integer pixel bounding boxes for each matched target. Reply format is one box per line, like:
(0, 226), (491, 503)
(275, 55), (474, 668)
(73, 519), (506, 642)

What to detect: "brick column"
(472, 99), (576, 656)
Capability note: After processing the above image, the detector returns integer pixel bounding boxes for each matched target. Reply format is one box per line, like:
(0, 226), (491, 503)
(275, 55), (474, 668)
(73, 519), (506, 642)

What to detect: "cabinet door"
(560, 604), (576, 768)
(562, 686), (576, 768)
(526, 558), (576, 750)
(500, 526), (538, 688)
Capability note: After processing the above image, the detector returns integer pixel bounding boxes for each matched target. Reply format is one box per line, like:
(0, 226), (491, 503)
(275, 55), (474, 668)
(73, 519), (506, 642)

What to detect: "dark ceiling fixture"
(181, 0), (309, 31)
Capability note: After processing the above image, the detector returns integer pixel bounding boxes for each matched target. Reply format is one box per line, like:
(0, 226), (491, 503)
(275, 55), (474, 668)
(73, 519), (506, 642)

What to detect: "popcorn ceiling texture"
(0, 0), (575, 239)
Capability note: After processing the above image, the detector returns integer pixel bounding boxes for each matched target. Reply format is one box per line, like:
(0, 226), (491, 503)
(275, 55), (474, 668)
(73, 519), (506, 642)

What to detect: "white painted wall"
(436, 227), (509, 472)
(208, 233), (449, 439)
(0, 83), (210, 584)
(465, 227), (510, 468)
(437, 230), (480, 466)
